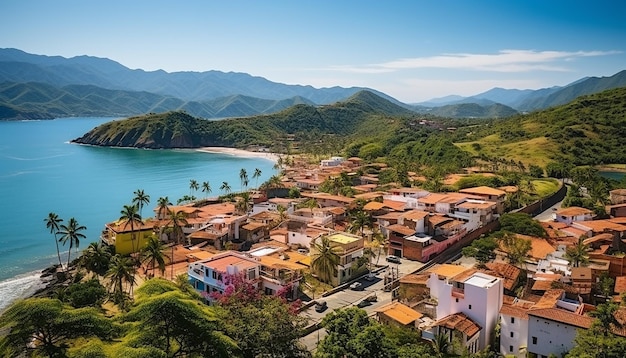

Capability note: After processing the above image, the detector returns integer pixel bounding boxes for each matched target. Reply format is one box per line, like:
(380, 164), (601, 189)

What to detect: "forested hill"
(454, 86), (626, 167)
(72, 90), (414, 149)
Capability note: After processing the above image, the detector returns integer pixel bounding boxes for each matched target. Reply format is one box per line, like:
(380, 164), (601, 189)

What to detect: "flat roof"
(328, 233), (361, 244)
(464, 272), (499, 288)
(406, 234), (432, 243)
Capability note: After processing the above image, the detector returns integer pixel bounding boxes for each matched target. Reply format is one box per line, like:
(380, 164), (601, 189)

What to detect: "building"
(552, 206), (594, 225)
(101, 219), (156, 255)
(376, 301), (424, 328)
(527, 308), (593, 358)
(311, 232), (364, 286)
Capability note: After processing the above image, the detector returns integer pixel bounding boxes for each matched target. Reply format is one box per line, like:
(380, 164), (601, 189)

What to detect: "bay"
(0, 117), (276, 310)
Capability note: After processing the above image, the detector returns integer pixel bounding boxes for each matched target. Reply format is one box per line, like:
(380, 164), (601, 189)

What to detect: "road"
(299, 257), (425, 352)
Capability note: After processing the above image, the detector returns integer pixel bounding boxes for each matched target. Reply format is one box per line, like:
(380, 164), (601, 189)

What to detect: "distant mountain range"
(0, 48), (625, 120)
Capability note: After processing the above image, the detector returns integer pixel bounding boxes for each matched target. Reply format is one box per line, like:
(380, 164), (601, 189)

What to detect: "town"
(95, 154), (626, 357)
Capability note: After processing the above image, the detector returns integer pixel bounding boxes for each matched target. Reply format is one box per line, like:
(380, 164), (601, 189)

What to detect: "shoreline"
(196, 147), (279, 163)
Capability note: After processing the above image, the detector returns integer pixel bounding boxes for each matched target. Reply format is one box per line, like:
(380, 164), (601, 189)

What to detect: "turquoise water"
(599, 171), (626, 181)
(0, 117), (276, 309)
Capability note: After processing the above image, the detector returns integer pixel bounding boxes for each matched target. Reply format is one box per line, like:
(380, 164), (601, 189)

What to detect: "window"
(532, 336), (537, 345)
(468, 304), (472, 310)
(510, 332), (514, 338)
(247, 268), (256, 280)
(509, 345), (513, 352)
(511, 317), (515, 324)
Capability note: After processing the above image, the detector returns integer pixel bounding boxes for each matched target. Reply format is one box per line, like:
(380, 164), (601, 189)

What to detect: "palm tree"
(349, 210), (371, 238)
(58, 217), (87, 273)
(168, 209), (189, 245)
(141, 236), (168, 278)
(44, 212), (64, 269)
(235, 191), (252, 215)
(565, 235), (590, 267)
(252, 168), (262, 188)
(189, 179), (199, 199)
(106, 254), (136, 302)
(239, 168), (248, 191)
(201, 181), (212, 199)
(220, 181), (231, 196)
(119, 204), (142, 257)
(276, 204), (288, 223)
(132, 189), (150, 222)
(310, 235), (341, 285)
(156, 196), (171, 221)
(80, 241), (112, 277)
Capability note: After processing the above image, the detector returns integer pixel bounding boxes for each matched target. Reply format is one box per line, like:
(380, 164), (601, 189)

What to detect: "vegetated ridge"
(453, 86), (626, 167)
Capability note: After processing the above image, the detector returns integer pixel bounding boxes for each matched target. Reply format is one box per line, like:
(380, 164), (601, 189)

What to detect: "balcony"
(452, 287), (465, 298)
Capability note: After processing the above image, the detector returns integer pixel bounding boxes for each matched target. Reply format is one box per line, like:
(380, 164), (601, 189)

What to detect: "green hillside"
(454, 87), (626, 167)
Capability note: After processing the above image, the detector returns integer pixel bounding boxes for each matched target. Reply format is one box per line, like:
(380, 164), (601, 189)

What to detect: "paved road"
(299, 257), (425, 352)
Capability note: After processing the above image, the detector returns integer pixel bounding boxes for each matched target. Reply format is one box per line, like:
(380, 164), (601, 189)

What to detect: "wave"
(0, 270), (46, 313)
(4, 153), (71, 161)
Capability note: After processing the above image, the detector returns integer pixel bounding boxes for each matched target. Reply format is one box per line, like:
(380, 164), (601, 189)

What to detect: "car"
(364, 272), (376, 281)
(357, 300), (372, 308)
(386, 255), (401, 264)
(315, 301), (328, 312)
(349, 282), (364, 291)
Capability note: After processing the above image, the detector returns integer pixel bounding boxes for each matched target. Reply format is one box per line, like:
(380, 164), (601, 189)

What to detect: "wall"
(500, 313), (529, 358)
(527, 316), (577, 358)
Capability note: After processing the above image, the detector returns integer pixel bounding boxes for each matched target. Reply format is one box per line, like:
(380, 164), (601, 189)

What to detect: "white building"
(527, 308), (592, 358)
(552, 206), (593, 225)
(426, 265), (503, 351)
(320, 156), (344, 167)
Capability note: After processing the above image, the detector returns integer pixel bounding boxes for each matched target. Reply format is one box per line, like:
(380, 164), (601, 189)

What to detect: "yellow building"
(311, 232), (364, 286)
(101, 219), (156, 255)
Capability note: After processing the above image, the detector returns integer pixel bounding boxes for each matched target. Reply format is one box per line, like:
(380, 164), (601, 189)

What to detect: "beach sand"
(196, 147), (279, 163)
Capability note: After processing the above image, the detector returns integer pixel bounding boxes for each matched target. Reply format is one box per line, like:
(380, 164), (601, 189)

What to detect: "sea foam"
(0, 270), (46, 313)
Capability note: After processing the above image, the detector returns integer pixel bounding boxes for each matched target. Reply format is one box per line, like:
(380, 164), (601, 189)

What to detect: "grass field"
(531, 178), (560, 198)
(455, 136), (558, 168)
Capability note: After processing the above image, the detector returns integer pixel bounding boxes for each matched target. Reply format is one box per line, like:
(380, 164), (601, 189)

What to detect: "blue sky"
(1, 0), (624, 102)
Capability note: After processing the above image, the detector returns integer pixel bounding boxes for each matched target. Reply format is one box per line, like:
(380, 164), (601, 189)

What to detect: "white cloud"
(328, 49), (621, 73)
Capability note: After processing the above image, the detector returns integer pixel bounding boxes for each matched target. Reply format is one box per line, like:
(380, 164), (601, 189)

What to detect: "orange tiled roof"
(399, 273), (430, 285)
(575, 219), (626, 233)
(500, 303), (530, 320)
(531, 289), (564, 309)
(376, 302), (423, 325)
(615, 276), (626, 294)
(428, 215), (453, 226)
(527, 308), (593, 329)
(555, 206), (593, 217)
(434, 312), (481, 337)
(428, 264), (470, 279)
(402, 210), (430, 221)
(484, 262), (521, 291)
(459, 186), (506, 196)
(386, 224), (416, 236)
(517, 234), (555, 260)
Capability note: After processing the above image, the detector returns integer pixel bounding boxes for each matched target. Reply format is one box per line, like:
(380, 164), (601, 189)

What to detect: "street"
(299, 257), (425, 352)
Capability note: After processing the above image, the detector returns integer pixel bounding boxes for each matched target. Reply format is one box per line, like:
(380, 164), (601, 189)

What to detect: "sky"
(1, 0), (625, 103)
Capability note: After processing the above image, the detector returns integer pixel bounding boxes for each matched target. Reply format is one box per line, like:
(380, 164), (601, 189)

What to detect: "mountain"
(454, 87), (626, 167)
(427, 103), (518, 118)
(0, 48), (395, 104)
(0, 81), (316, 120)
(72, 90), (414, 149)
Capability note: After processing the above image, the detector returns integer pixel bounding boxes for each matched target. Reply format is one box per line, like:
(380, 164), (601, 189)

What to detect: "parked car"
(357, 300), (372, 308)
(349, 282), (364, 291)
(386, 255), (401, 264)
(315, 301), (328, 312)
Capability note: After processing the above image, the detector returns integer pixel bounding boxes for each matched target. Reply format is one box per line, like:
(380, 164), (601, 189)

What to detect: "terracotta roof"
(428, 215), (453, 226)
(527, 308), (593, 329)
(571, 267), (593, 281)
(418, 193), (449, 205)
(402, 210), (430, 221)
(510, 234), (555, 260)
(399, 273), (430, 285)
(531, 280), (555, 292)
(555, 206), (593, 217)
(376, 302), (423, 325)
(583, 233), (614, 245)
(374, 212), (404, 220)
(531, 289), (564, 309)
(241, 222), (267, 231)
(201, 253), (258, 272)
(500, 303), (530, 320)
(381, 199), (407, 211)
(363, 201), (385, 211)
(258, 255), (307, 271)
(434, 313), (481, 337)
(484, 262), (521, 291)
(428, 264), (470, 279)
(456, 201), (496, 210)
(615, 276), (626, 294)
(575, 219), (626, 233)
(386, 224), (416, 236)
(459, 186), (506, 196)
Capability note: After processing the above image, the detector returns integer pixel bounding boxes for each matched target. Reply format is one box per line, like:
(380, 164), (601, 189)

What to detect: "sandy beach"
(196, 147), (279, 163)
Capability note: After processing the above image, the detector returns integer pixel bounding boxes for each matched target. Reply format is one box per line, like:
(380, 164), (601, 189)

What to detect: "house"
(376, 301), (424, 328)
(320, 156), (344, 167)
(188, 251), (260, 299)
(311, 232), (364, 286)
(458, 186), (507, 214)
(424, 265), (503, 351)
(552, 206), (593, 225)
(429, 313), (482, 355)
(499, 297), (534, 358)
(610, 189), (626, 205)
(101, 219), (156, 255)
(270, 220), (332, 249)
(452, 200), (497, 231)
(527, 308), (593, 358)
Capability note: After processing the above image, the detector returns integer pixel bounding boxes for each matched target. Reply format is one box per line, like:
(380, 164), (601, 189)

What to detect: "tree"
(239, 168), (248, 191)
(349, 210), (371, 237)
(80, 241), (113, 277)
(189, 179), (199, 198)
(310, 236), (341, 285)
(132, 189), (151, 223)
(565, 235), (590, 268)
(220, 181), (232, 196)
(498, 231), (532, 268)
(201, 181), (212, 199)
(567, 303), (626, 357)
(167, 209), (188, 245)
(499, 212), (547, 237)
(141, 236), (168, 277)
(0, 298), (115, 358)
(122, 280), (238, 357)
(119, 204), (142, 257)
(235, 191), (252, 215)
(156, 196), (171, 220)
(44, 212), (64, 270)
(106, 254), (136, 304)
(461, 235), (498, 263)
(64, 277), (108, 308)
(58, 217), (87, 273)
(590, 302), (623, 336)
(315, 307), (375, 358)
(252, 168), (262, 188)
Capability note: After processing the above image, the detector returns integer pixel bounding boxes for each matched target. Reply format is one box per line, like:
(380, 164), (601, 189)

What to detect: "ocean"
(0, 117), (276, 311)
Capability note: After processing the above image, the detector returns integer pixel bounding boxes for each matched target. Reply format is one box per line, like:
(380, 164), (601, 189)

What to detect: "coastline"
(196, 146), (279, 163)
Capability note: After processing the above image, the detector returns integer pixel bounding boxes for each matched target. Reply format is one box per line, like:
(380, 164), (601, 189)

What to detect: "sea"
(0, 117), (276, 312)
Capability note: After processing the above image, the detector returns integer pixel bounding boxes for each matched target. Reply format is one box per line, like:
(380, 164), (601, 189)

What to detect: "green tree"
(310, 236), (341, 285)
(499, 212), (547, 237)
(106, 254), (136, 304)
(252, 168), (262, 188)
(239, 168), (249, 191)
(461, 235), (498, 263)
(315, 307), (375, 358)
(141, 236), (169, 277)
(119, 204), (142, 257)
(167, 209), (188, 245)
(565, 235), (590, 268)
(349, 210), (372, 238)
(132, 189), (151, 223)
(156, 196), (171, 220)
(0, 298), (115, 358)
(189, 179), (199, 198)
(58, 217), (87, 273)
(498, 231), (532, 268)
(80, 241), (113, 277)
(64, 277), (108, 308)
(122, 280), (238, 357)
(201, 181), (212, 199)
(220, 181), (232, 196)
(44, 212), (64, 270)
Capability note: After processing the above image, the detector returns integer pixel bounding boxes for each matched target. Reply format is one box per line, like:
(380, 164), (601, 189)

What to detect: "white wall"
(500, 313), (528, 358)
(527, 316), (578, 358)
